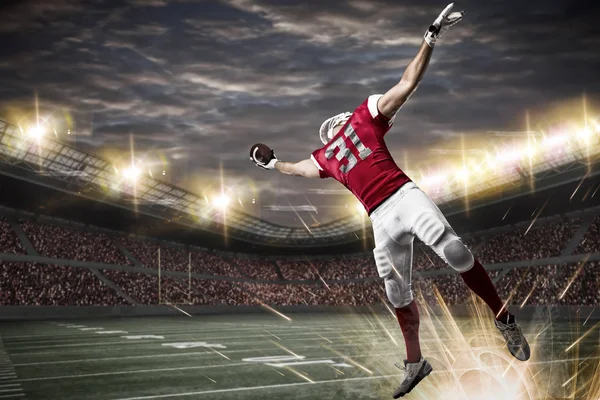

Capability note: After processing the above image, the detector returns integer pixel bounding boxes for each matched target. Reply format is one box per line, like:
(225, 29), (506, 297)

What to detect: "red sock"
(460, 259), (509, 320)
(395, 301), (421, 363)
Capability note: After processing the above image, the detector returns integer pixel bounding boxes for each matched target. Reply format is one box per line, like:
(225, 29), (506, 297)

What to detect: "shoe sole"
(393, 361), (433, 399)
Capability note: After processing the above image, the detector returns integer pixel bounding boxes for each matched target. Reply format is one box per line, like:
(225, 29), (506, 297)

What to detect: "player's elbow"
(396, 78), (419, 97)
(295, 161), (320, 178)
(379, 81), (415, 118)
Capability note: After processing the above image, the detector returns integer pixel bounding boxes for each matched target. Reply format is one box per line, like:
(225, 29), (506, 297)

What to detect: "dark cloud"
(0, 0), (599, 226)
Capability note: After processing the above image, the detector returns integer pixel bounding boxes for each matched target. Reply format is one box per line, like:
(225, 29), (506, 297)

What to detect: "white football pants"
(370, 182), (474, 308)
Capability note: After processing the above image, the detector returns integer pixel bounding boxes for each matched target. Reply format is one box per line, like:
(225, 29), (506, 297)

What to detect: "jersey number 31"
(325, 124), (372, 174)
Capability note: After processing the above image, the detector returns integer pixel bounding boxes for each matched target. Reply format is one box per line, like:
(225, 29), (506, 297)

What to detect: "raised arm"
(377, 3), (464, 118)
(377, 41), (434, 118)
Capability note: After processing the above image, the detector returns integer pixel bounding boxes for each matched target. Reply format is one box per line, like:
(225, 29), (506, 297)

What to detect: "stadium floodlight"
(122, 166), (141, 182)
(27, 124), (45, 140)
(525, 145), (536, 158)
(422, 173), (446, 187)
(577, 127), (592, 142)
(456, 167), (470, 183)
(213, 194), (231, 209)
(543, 134), (569, 149)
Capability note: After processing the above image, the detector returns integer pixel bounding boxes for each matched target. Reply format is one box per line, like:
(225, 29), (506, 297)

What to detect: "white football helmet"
(319, 112), (352, 144)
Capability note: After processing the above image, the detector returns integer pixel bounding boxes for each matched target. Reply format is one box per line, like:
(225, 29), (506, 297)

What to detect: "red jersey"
(311, 95), (411, 215)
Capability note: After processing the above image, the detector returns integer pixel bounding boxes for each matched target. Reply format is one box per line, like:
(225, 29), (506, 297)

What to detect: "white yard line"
(3, 329), (385, 352)
(0, 394), (24, 399)
(0, 389), (22, 394)
(110, 374), (402, 400)
(5, 329), (378, 353)
(11, 338), (563, 367)
(6, 334), (575, 360)
(12, 343), (364, 366)
(13, 348), (597, 383)
(0, 322), (358, 341)
(0, 340), (21, 400)
(106, 352), (600, 400)
(14, 362), (250, 382)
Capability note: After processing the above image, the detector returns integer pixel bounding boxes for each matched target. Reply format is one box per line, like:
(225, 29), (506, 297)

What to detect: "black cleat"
(392, 357), (433, 398)
(495, 314), (531, 361)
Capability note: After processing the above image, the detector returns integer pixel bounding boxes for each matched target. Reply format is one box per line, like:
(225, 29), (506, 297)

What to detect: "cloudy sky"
(0, 0), (599, 226)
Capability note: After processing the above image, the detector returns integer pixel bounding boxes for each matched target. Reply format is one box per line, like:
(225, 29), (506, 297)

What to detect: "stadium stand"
(277, 259), (319, 281)
(225, 256), (280, 280)
(476, 219), (581, 264)
(1, 214), (598, 309)
(20, 220), (131, 265)
(320, 257), (378, 280)
(190, 250), (245, 278)
(0, 262), (128, 306)
(0, 216), (25, 254)
(238, 281), (384, 306)
(494, 262), (598, 306)
(575, 214), (600, 254)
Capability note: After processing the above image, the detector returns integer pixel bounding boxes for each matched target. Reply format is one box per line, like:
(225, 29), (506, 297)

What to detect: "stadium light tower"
(122, 166), (141, 182)
(213, 194), (231, 210)
(27, 124), (45, 140)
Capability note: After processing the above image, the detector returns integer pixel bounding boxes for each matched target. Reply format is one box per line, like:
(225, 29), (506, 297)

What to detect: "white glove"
(251, 148), (279, 170)
(424, 3), (464, 47)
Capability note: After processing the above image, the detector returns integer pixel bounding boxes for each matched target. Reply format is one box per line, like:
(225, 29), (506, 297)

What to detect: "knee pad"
(373, 246), (393, 278)
(373, 246), (413, 308)
(443, 239), (474, 272)
(384, 275), (414, 308)
(413, 211), (446, 246)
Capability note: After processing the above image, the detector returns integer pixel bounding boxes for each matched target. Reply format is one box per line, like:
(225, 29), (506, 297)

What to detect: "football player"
(250, 3), (530, 397)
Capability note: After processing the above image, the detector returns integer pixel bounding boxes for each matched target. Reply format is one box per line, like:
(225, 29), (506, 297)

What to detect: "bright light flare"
(543, 134), (569, 148)
(27, 124), (45, 140)
(422, 173), (447, 186)
(456, 167), (470, 182)
(122, 166), (141, 182)
(212, 194), (231, 209)
(285, 367), (314, 383)
(577, 127), (592, 142)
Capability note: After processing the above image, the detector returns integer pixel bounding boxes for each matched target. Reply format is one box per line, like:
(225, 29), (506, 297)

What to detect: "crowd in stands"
(0, 217), (25, 254)
(0, 262), (127, 306)
(0, 215), (598, 308)
(320, 257), (378, 280)
(21, 220), (131, 265)
(1, 261), (596, 307)
(238, 281), (384, 306)
(226, 256), (280, 280)
(277, 259), (319, 281)
(101, 270), (256, 305)
(495, 262), (598, 306)
(476, 219), (581, 264)
(575, 215), (600, 254)
(190, 251), (245, 278)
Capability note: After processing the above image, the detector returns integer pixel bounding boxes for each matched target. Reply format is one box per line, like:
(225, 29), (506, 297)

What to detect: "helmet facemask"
(319, 112), (352, 144)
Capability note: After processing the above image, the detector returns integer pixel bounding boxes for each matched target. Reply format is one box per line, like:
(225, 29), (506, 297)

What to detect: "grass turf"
(0, 312), (597, 400)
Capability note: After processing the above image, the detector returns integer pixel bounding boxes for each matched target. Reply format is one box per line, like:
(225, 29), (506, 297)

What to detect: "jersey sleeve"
(310, 151), (329, 179)
(367, 94), (398, 127)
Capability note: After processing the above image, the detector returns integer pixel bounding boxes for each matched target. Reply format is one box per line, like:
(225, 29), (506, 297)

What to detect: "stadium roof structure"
(0, 119), (365, 246)
(1, 118), (600, 246)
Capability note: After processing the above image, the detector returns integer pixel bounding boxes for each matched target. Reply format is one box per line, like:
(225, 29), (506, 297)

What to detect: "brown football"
(249, 143), (272, 163)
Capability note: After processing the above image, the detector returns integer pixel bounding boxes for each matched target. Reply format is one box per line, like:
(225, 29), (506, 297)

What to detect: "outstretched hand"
(424, 3), (464, 47)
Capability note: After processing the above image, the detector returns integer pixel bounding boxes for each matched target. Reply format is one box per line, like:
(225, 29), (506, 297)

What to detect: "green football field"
(0, 311), (598, 400)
